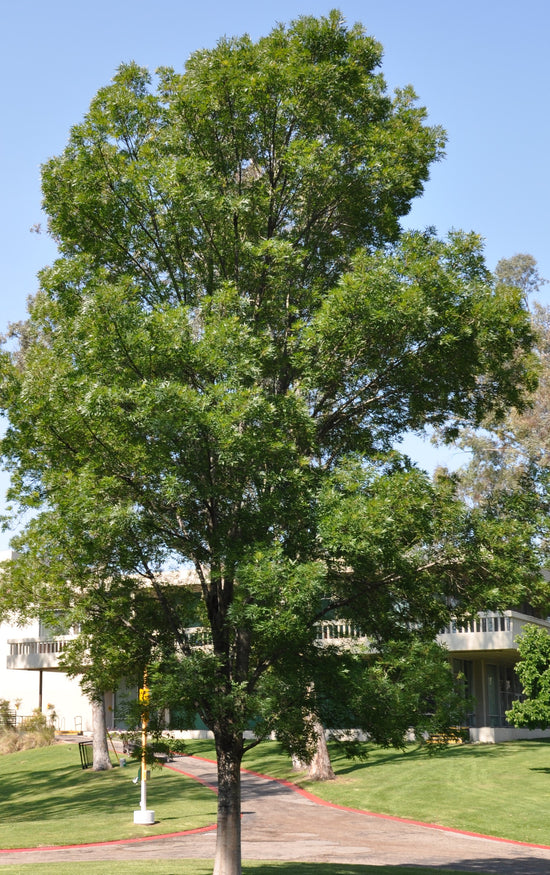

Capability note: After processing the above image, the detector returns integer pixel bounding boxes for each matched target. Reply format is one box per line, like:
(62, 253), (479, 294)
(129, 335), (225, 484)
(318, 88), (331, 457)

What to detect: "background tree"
(445, 257), (550, 614)
(494, 253), (546, 304)
(448, 256), (549, 500)
(0, 503), (198, 770)
(506, 624), (550, 731)
(0, 13), (539, 875)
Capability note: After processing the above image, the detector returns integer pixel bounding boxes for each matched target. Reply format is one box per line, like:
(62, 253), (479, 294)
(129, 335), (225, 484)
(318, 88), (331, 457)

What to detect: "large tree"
(0, 13), (539, 874)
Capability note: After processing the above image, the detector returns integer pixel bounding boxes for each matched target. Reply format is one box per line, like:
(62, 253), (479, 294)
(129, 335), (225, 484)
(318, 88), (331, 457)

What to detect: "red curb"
(239, 764), (550, 852)
(0, 823), (217, 855)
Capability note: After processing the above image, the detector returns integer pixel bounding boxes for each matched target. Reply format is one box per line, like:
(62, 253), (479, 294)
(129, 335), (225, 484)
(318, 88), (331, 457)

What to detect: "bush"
(0, 729), (19, 755)
(0, 699), (17, 730)
(0, 707), (55, 754)
(116, 698), (186, 760)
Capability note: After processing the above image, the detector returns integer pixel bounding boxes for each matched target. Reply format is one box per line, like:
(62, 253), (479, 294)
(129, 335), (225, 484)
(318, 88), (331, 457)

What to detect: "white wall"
(0, 619), (95, 732)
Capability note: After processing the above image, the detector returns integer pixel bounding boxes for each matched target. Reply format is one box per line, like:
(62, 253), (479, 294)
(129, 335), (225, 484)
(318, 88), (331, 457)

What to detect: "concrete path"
(2, 753), (550, 873)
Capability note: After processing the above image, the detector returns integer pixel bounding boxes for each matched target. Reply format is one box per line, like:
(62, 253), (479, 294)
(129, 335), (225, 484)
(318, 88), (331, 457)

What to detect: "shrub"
(0, 699), (16, 730)
(0, 706), (56, 753)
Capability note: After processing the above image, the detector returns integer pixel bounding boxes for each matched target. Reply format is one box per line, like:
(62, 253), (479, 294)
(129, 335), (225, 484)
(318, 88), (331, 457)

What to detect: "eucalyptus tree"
(0, 12), (539, 874)
(447, 259), (550, 592)
(495, 253), (546, 303)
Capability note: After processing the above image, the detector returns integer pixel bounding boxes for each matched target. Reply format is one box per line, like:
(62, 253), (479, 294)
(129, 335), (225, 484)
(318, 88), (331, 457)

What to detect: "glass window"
(487, 665), (500, 727)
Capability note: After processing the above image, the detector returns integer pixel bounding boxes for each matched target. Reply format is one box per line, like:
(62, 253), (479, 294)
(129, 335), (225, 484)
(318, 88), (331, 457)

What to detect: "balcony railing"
(9, 639), (68, 656)
(437, 611), (550, 653)
(182, 621), (368, 648)
(440, 614), (512, 636)
(315, 620), (367, 644)
(8, 610), (548, 673)
(7, 636), (76, 670)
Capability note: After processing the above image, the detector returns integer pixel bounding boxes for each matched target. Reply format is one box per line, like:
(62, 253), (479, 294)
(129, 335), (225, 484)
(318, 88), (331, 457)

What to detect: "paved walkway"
(2, 753), (550, 872)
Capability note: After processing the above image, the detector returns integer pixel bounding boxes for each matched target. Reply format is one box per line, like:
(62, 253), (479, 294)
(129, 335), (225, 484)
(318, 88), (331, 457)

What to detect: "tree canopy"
(0, 12), (541, 875)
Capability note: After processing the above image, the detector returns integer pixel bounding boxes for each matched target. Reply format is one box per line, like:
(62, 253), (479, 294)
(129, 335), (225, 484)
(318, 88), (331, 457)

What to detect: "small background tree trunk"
(308, 720), (336, 781)
(91, 695), (112, 771)
(307, 720), (335, 781)
(292, 719), (335, 781)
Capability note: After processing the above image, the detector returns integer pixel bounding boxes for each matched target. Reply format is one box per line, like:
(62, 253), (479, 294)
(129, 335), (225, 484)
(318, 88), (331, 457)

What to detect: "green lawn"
(0, 743), (217, 848)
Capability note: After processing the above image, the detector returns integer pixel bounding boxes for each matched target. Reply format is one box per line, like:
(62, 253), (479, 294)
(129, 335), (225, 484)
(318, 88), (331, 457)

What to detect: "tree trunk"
(292, 719), (335, 781)
(213, 732), (243, 875)
(307, 720), (335, 781)
(91, 695), (112, 771)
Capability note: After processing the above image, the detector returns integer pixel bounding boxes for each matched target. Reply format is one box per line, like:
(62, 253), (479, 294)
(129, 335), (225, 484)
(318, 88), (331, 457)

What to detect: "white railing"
(181, 620), (368, 648)
(438, 610), (550, 652)
(6, 635), (78, 670)
(440, 614), (512, 636)
(9, 611), (547, 668)
(8, 638), (70, 657)
(315, 620), (367, 642)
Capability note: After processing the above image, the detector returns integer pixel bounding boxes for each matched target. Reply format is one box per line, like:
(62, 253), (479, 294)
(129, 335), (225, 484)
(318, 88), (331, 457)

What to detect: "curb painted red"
(0, 823), (217, 855)
(239, 765), (550, 852)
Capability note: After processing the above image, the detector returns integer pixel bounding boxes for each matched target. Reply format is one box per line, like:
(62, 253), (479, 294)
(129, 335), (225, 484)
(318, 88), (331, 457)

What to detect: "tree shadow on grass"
(0, 761), (215, 823)
(323, 744), (497, 779)
(242, 863), (550, 874)
(329, 740), (522, 778)
(241, 865), (491, 874)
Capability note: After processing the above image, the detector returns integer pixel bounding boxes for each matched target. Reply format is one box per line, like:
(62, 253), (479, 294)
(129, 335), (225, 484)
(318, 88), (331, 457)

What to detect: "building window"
(486, 664), (524, 727)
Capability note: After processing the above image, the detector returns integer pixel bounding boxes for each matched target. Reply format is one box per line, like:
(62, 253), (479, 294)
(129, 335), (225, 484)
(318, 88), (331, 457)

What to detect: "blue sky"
(0, 0), (548, 546)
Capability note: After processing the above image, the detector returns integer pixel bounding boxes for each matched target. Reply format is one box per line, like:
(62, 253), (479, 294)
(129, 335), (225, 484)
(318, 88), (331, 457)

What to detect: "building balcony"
(6, 636), (77, 671)
(437, 610), (550, 656)
(7, 610), (548, 674)
(315, 619), (369, 647)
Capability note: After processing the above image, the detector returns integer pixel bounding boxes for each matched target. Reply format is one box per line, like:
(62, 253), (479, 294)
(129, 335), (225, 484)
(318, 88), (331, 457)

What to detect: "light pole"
(133, 669), (155, 824)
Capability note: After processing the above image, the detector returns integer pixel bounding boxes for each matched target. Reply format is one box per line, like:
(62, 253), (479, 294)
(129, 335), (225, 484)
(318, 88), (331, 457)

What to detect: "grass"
(0, 743), (217, 849)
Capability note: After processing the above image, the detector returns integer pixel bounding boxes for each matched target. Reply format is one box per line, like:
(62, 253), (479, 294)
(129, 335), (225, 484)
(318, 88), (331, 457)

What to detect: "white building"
(0, 615), (111, 732)
(2, 546), (550, 741)
(437, 611), (550, 742)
